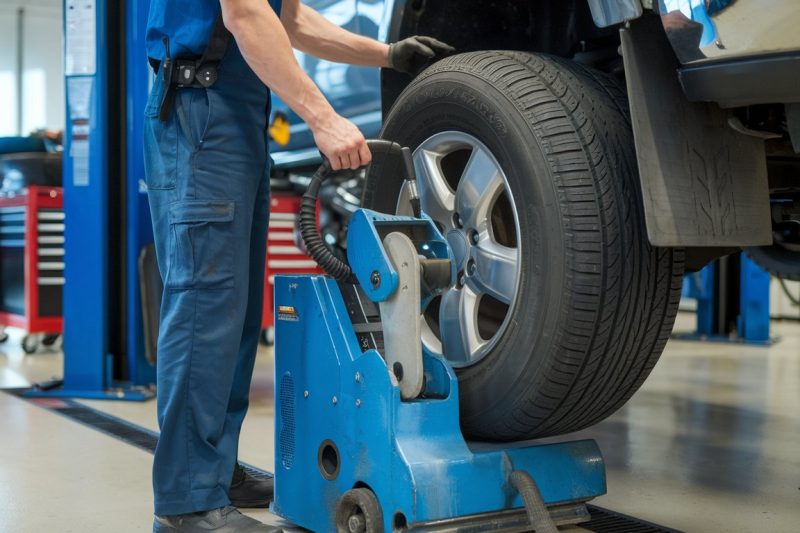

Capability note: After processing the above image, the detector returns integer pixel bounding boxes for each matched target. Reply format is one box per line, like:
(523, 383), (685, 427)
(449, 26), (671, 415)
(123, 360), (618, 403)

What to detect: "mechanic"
(143, 0), (453, 531)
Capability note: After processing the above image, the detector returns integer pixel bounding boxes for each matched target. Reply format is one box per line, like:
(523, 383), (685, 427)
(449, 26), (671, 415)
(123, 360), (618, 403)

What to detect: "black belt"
(154, 15), (233, 122)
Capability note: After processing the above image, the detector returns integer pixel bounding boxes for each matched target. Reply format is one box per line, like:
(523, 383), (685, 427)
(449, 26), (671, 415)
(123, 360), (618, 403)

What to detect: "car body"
(271, 0), (799, 267)
(269, 0), (384, 168)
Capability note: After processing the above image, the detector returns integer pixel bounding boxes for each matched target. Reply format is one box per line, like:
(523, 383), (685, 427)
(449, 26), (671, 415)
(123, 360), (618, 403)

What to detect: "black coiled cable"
(298, 140), (416, 284)
(299, 158), (358, 283)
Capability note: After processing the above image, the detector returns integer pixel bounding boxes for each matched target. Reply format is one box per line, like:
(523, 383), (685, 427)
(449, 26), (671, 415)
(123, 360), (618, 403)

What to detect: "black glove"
(389, 36), (456, 75)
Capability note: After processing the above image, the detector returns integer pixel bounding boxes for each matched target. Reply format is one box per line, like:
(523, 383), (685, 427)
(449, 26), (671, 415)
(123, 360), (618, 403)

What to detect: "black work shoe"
(153, 506), (282, 532)
(229, 463), (274, 508)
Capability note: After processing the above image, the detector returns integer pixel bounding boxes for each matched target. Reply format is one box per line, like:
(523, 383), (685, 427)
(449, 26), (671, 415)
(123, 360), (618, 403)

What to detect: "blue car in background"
(271, 0), (800, 444)
(269, 0), (385, 168)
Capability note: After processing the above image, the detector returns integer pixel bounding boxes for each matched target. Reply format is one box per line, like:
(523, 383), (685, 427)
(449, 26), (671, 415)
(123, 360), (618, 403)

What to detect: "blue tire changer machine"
(272, 141), (606, 533)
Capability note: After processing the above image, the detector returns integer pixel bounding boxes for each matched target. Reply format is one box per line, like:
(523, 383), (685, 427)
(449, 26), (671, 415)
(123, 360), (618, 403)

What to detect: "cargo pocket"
(167, 200), (236, 290)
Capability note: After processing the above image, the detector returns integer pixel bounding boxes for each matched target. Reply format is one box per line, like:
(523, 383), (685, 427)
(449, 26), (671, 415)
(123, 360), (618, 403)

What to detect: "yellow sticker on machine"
(277, 305), (299, 322)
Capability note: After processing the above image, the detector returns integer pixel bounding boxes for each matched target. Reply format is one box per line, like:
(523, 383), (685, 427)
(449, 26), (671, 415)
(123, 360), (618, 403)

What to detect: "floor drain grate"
(56, 405), (160, 453)
(583, 505), (684, 533)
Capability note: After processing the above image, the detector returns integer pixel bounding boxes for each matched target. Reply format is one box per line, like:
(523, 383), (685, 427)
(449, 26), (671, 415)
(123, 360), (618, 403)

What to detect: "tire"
(22, 334), (39, 355)
(363, 51), (684, 440)
(42, 333), (60, 347)
(260, 328), (275, 347)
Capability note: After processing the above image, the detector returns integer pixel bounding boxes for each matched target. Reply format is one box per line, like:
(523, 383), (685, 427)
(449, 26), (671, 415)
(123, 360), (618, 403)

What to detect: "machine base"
(273, 276), (606, 533)
(405, 502), (590, 532)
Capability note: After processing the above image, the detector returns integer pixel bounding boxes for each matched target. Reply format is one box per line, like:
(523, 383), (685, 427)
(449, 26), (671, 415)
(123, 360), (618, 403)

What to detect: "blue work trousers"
(143, 42), (271, 516)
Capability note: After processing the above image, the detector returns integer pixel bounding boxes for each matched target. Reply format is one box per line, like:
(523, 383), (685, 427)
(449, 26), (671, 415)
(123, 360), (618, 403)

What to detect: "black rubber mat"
(8, 390), (681, 530)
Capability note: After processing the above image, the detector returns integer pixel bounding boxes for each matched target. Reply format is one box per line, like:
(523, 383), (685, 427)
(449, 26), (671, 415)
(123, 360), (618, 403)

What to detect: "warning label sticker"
(277, 305), (299, 322)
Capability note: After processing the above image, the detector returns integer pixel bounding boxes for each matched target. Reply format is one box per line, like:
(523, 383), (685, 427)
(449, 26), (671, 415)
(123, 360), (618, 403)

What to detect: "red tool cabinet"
(0, 186), (64, 352)
(261, 192), (321, 343)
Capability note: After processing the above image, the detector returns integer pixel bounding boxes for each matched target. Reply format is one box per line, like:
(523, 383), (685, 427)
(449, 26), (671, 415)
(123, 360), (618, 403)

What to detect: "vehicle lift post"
(26, 0), (156, 400)
(678, 253), (773, 345)
(272, 143), (606, 532)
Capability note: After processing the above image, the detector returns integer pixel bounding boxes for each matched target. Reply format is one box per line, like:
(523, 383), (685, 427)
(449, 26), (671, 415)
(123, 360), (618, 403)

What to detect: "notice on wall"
(67, 77), (93, 187)
(71, 138), (90, 187)
(65, 0), (96, 76)
(67, 77), (93, 120)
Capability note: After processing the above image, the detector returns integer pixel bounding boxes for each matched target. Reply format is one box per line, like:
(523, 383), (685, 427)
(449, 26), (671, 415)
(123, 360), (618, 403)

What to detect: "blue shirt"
(146, 0), (282, 60)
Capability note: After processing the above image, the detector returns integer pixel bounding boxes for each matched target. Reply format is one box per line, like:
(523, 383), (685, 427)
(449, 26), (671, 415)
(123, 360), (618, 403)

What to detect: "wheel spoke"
(470, 239), (518, 304)
(416, 149), (456, 225)
(456, 146), (504, 230)
(438, 286), (484, 363)
(410, 131), (521, 368)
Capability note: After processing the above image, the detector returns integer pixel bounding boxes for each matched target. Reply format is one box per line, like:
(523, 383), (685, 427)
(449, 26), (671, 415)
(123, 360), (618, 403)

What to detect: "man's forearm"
(220, 0), (335, 129)
(281, 1), (390, 68)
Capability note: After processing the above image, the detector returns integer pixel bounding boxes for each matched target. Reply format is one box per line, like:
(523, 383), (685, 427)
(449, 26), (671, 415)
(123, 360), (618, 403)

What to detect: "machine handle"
(299, 140), (418, 283)
(315, 139), (415, 179)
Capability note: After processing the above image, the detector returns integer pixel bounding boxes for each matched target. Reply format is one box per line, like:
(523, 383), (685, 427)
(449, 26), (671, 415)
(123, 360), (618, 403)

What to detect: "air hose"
(509, 470), (559, 533)
(299, 139), (418, 283)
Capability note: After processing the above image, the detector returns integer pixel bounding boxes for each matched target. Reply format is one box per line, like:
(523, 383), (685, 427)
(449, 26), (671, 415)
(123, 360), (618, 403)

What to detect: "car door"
(269, 0), (384, 168)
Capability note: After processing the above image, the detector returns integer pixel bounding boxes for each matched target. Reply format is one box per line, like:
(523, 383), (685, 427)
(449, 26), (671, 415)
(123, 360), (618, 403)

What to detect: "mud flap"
(621, 15), (772, 247)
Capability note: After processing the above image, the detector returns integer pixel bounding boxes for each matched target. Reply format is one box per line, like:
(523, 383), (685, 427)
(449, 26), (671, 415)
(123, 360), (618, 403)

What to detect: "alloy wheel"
(397, 131), (521, 367)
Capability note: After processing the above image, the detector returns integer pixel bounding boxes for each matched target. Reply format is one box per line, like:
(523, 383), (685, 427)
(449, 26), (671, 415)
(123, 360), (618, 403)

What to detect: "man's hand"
(221, 0), (372, 170)
(311, 110), (371, 171)
(389, 36), (456, 75)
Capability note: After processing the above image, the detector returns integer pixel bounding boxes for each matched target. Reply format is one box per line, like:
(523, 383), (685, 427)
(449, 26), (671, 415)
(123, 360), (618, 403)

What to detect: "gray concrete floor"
(1, 313), (799, 532)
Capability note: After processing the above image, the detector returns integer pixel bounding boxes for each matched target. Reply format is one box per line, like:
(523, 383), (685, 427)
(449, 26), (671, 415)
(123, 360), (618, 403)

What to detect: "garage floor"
(1, 313), (798, 533)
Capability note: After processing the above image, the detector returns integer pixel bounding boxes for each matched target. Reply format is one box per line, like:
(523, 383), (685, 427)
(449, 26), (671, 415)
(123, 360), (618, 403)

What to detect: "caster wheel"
(22, 334), (40, 354)
(260, 328), (274, 346)
(42, 333), (60, 347)
(335, 488), (384, 533)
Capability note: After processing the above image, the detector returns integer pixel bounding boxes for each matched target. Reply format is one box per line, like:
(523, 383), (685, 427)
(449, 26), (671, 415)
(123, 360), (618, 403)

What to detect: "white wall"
(0, 0), (64, 136)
